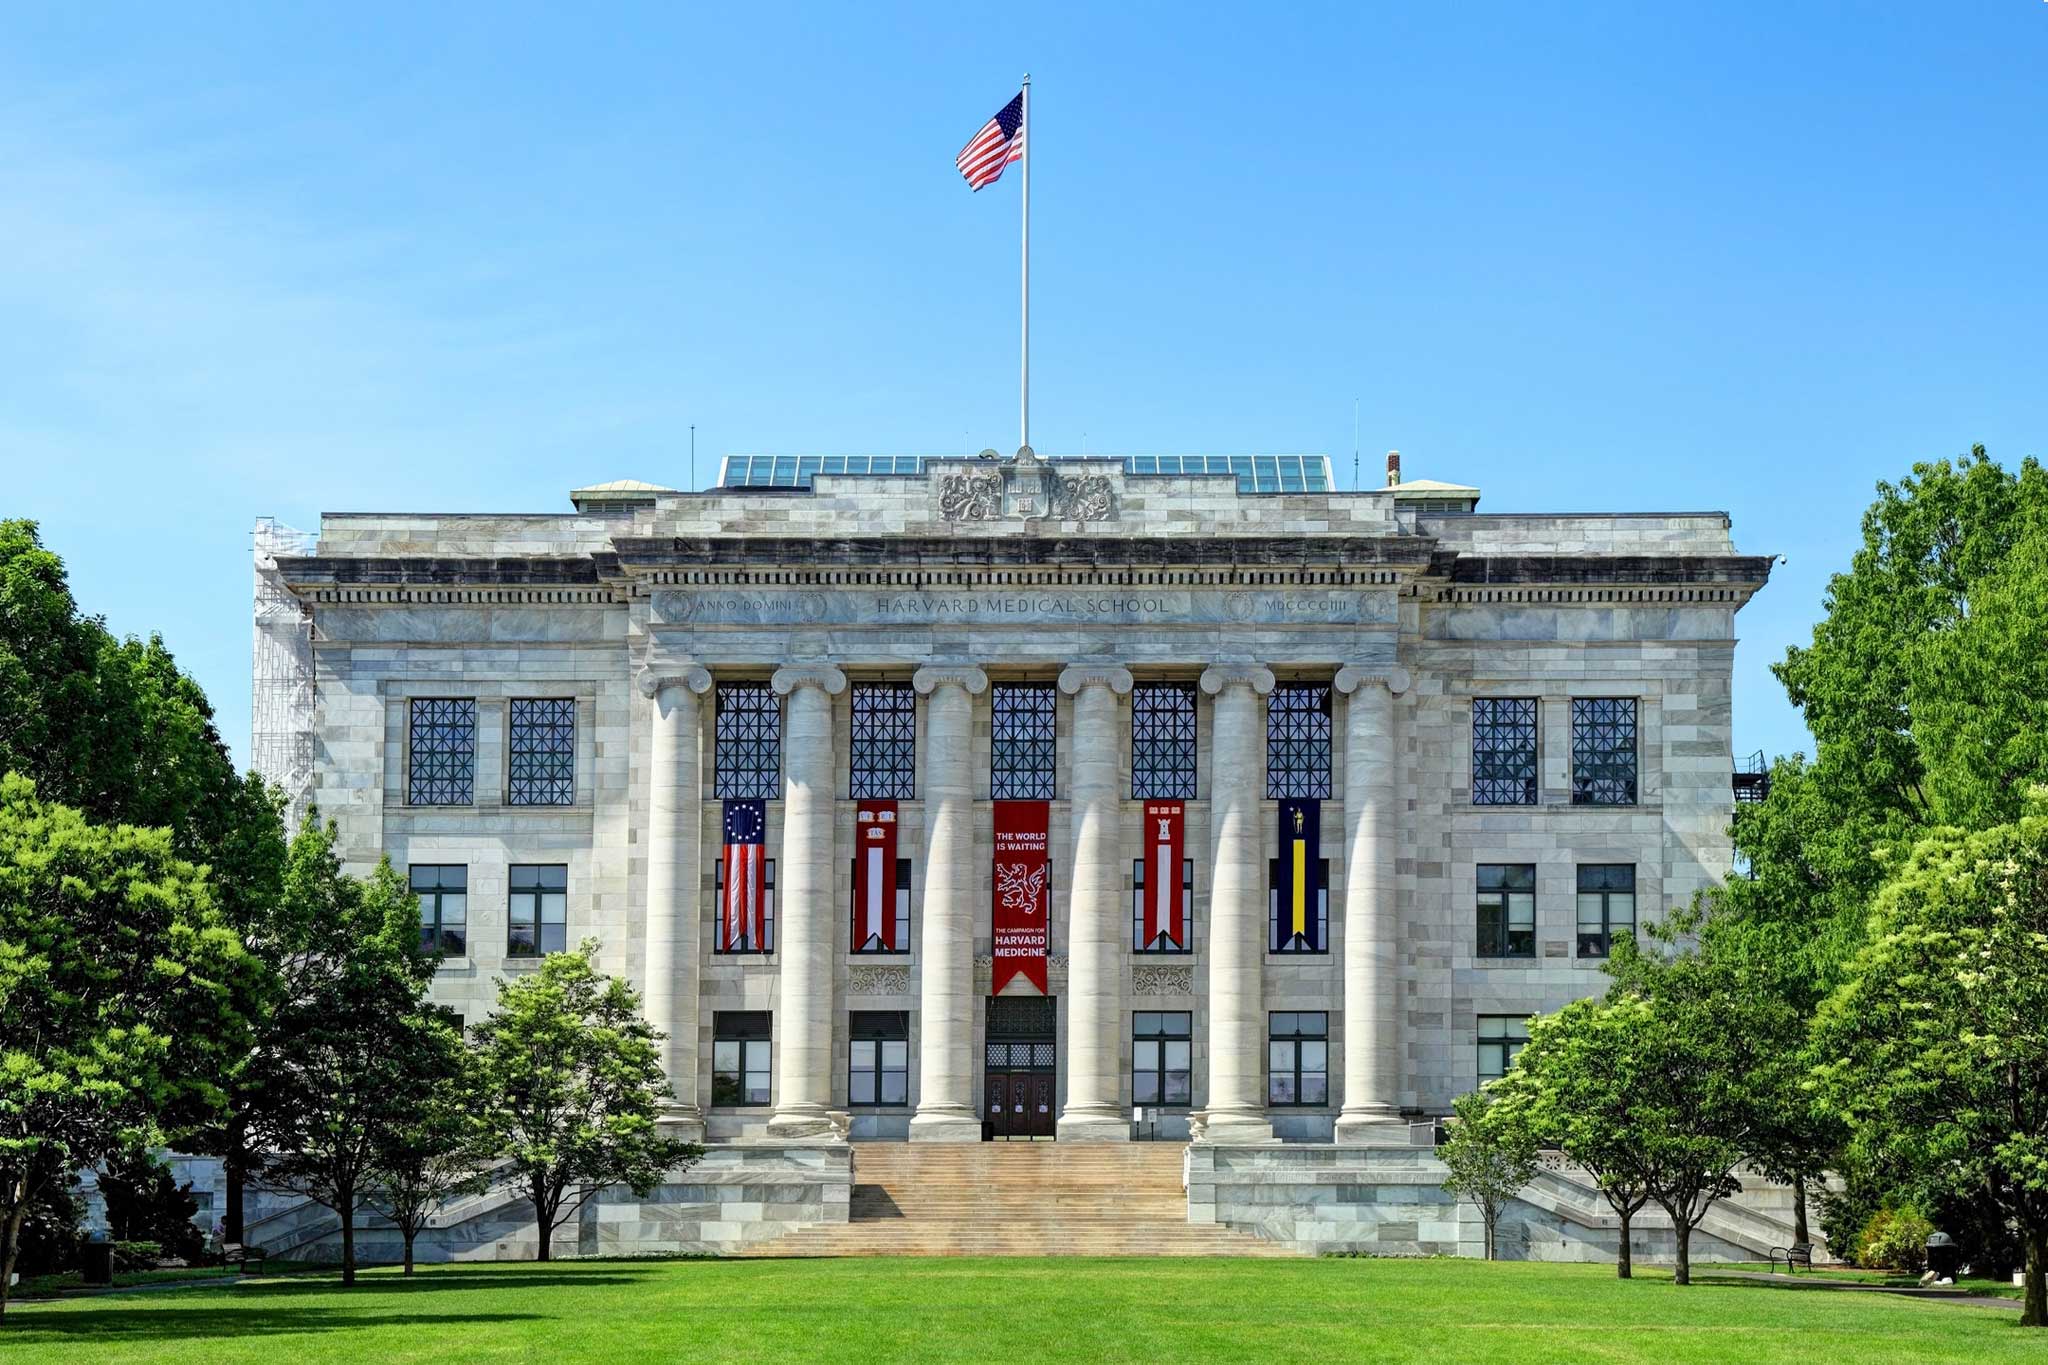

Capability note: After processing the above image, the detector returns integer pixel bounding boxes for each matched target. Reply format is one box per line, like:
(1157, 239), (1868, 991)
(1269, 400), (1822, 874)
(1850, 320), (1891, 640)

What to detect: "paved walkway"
(1711, 1269), (2019, 1310)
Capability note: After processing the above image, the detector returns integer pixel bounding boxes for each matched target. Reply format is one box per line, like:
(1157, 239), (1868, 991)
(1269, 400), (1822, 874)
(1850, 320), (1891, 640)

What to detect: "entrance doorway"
(984, 995), (1056, 1139)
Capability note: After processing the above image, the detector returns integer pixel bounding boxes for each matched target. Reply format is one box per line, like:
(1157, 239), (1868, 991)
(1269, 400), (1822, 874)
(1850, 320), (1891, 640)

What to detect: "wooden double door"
(985, 996), (1057, 1140)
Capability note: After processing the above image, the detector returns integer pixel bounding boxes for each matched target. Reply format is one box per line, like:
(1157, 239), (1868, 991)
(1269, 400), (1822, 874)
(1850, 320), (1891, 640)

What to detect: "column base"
(766, 1108), (852, 1142)
(1192, 1109), (1277, 1144)
(1055, 1110), (1131, 1143)
(656, 1104), (707, 1146)
(908, 1109), (984, 1143)
(1334, 1113), (1413, 1147)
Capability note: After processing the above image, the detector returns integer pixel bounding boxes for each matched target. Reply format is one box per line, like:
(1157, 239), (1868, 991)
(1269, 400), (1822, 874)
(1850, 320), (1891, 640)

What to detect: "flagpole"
(1020, 73), (1031, 453)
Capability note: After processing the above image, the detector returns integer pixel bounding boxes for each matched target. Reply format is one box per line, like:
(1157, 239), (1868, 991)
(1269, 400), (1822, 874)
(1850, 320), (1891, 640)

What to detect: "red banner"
(853, 800), (900, 951)
(1143, 800), (1185, 949)
(992, 800), (1050, 994)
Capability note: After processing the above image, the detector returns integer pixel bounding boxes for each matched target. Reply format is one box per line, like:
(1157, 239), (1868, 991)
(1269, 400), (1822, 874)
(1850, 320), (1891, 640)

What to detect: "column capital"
(1199, 664), (1276, 698)
(912, 665), (989, 697)
(1057, 663), (1134, 696)
(637, 665), (713, 699)
(1334, 664), (1411, 698)
(770, 664), (848, 698)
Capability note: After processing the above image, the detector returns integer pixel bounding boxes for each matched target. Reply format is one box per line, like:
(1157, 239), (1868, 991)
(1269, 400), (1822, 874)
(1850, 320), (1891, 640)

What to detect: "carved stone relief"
(1131, 964), (1196, 995)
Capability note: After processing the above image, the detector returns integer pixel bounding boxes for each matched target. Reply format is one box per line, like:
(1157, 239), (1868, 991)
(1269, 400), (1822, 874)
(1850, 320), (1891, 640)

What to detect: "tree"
(471, 945), (700, 1261)
(248, 821), (445, 1286)
(0, 775), (255, 1317)
(364, 1016), (489, 1275)
(1439, 1087), (1540, 1262)
(1812, 812), (2048, 1327)
(97, 1149), (204, 1262)
(1499, 999), (1657, 1278)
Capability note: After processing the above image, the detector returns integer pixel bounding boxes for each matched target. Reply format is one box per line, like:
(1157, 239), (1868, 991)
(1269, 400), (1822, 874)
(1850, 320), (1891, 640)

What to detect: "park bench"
(1767, 1242), (1813, 1274)
(222, 1242), (267, 1275)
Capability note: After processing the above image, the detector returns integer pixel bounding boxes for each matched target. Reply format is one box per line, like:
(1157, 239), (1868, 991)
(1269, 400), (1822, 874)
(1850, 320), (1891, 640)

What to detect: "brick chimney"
(1385, 450), (1401, 488)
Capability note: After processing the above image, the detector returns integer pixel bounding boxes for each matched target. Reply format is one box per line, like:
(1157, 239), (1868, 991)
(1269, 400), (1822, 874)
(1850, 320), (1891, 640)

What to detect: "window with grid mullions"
(1571, 697), (1638, 805)
(507, 698), (576, 806)
(1131, 683), (1197, 800)
(1265, 685), (1332, 799)
(1472, 697), (1539, 806)
(990, 684), (1056, 800)
(850, 684), (916, 799)
(715, 684), (780, 799)
(407, 698), (476, 806)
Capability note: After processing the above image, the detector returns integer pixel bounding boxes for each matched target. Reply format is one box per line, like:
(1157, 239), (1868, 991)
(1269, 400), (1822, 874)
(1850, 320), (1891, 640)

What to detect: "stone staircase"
(741, 1143), (1300, 1258)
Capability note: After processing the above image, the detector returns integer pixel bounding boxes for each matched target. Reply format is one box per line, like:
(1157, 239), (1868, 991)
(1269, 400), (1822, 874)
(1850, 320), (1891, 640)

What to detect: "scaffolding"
(252, 518), (317, 828)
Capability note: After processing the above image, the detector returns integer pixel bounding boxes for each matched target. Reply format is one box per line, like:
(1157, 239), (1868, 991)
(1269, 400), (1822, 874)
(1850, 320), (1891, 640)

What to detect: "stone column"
(1334, 665), (1410, 1142)
(767, 664), (847, 1138)
(639, 665), (713, 1142)
(908, 666), (988, 1142)
(1197, 664), (1277, 1143)
(1057, 663), (1134, 1141)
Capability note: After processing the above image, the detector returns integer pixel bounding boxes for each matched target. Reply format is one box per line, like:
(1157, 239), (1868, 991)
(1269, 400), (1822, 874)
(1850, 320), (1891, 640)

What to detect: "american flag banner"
(722, 799), (767, 952)
(956, 90), (1025, 191)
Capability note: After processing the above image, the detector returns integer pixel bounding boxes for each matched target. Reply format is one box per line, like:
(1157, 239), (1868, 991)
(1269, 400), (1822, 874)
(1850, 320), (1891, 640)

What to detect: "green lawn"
(1, 1257), (2035, 1364)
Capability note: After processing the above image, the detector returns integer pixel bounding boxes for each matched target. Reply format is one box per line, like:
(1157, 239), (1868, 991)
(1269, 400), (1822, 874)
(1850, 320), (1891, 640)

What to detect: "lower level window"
(410, 864), (467, 956)
(1477, 864), (1536, 958)
(508, 864), (567, 956)
(1477, 1015), (1531, 1084)
(1267, 1012), (1328, 1106)
(849, 1011), (909, 1106)
(714, 1011), (772, 1106)
(1133, 1012), (1192, 1107)
(1576, 864), (1637, 958)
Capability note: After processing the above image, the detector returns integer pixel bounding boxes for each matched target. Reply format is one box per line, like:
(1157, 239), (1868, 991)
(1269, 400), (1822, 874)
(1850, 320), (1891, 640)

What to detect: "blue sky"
(4, 3), (2043, 771)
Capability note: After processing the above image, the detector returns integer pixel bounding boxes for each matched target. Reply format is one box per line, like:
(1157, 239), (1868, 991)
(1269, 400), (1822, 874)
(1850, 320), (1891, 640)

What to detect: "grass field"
(1, 1257), (2034, 1364)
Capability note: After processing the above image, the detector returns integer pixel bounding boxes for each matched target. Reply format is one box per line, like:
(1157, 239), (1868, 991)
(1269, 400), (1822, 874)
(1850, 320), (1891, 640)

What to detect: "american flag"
(722, 799), (766, 952)
(956, 91), (1024, 191)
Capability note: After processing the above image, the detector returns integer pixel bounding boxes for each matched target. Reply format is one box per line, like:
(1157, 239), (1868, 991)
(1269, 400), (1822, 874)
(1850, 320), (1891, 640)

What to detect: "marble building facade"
(264, 453), (1771, 1155)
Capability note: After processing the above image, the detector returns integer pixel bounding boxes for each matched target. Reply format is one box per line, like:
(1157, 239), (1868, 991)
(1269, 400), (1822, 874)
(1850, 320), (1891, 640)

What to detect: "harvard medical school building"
(256, 451), (1781, 1256)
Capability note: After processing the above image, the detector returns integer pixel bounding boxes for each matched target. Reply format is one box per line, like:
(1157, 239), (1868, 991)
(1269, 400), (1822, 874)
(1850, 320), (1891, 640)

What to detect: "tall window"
(990, 684), (1056, 800)
(1131, 683), (1197, 799)
(1131, 857), (1194, 952)
(410, 865), (467, 956)
(849, 1011), (909, 1107)
(1266, 685), (1332, 799)
(508, 697), (576, 806)
(1477, 864), (1536, 958)
(1267, 1012), (1329, 1106)
(849, 684), (916, 799)
(714, 684), (780, 799)
(713, 1012), (772, 1106)
(1472, 697), (1538, 806)
(1133, 1011), (1192, 1108)
(713, 857), (777, 953)
(850, 857), (912, 953)
(407, 698), (476, 805)
(1576, 864), (1637, 958)
(1478, 1015), (1532, 1084)
(1571, 698), (1638, 805)
(1267, 859), (1331, 954)
(507, 865), (568, 957)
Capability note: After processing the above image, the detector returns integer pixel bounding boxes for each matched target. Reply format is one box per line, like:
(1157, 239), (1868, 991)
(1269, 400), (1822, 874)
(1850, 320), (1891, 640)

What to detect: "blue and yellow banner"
(1276, 798), (1322, 950)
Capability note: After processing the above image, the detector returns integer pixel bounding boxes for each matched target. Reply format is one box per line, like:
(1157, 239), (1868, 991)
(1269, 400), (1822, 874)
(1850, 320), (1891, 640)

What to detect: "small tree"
(1813, 812), (2048, 1327)
(471, 944), (700, 1261)
(1439, 1087), (1540, 1261)
(1501, 999), (1656, 1278)
(249, 823), (444, 1286)
(365, 1013), (489, 1275)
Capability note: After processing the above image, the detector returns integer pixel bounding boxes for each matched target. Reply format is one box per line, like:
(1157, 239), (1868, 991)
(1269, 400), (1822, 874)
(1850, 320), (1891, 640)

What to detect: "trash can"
(1925, 1231), (1960, 1279)
(81, 1236), (114, 1286)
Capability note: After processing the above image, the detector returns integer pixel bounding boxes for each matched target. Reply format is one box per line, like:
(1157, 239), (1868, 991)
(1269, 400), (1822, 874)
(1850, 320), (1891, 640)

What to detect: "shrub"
(11, 1179), (86, 1278)
(1856, 1207), (1933, 1273)
(98, 1152), (206, 1263)
(109, 1240), (164, 1273)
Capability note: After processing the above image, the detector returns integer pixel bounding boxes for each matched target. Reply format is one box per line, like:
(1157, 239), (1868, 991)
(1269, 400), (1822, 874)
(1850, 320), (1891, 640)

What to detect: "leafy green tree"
(0, 775), (254, 1317)
(1439, 1087), (1540, 1261)
(97, 1149), (204, 1262)
(247, 821), (445, 1286)
(471, 945), (700, 1261)
(365, 1018), (490, 1275)
(1499, 999), (1656, 1278)
(1812, 813), (2048, 1327)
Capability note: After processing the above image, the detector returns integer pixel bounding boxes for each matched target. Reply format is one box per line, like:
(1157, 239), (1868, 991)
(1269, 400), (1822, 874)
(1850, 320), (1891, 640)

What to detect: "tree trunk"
(1616, 1207), (1634, 1279)
(340, 1201), (356, 1287)
(1792, 1173), (1809, 1250)
(1673, 1220), (1692, 1287)
(0, 1191), (29, 1320)
(225, 1117), (246, 1245)
(403, 1228), (416, 1276)
(2024, 1225), (2046, 1330)
(533, 1181), (554, 1263)
(1483, 1205), (1497, 1262)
